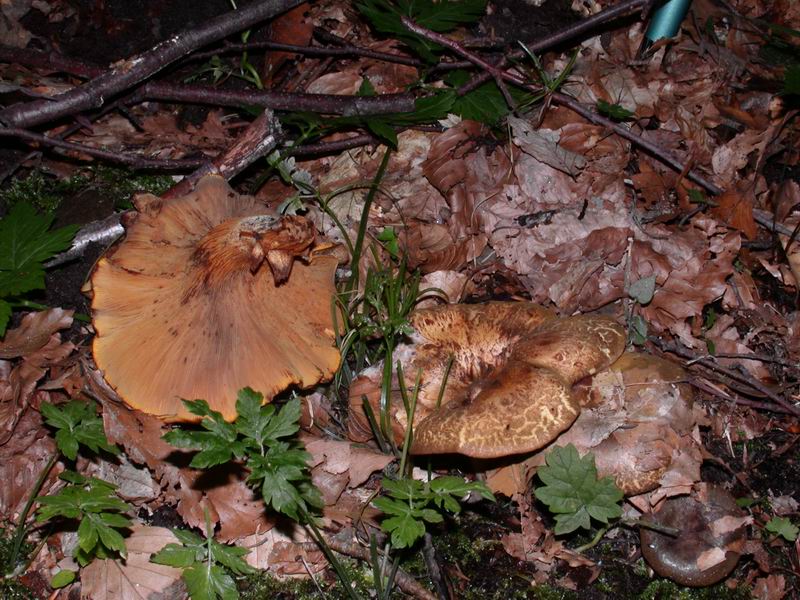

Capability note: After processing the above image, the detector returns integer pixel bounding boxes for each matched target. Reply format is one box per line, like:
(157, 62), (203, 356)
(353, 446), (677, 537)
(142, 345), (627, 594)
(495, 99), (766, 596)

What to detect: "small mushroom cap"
(641, 484), (747, 587)
(91, 175), (340, 422)
(410, 311), (626, 458)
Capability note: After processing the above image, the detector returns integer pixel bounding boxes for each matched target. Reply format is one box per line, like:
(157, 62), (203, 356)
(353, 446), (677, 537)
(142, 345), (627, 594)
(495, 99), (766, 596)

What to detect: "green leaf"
(629, 315), (648, 346)
(444, 71), (529, 123)
(534, 444), (623, 535)
(596, 99), (634, 120)
(366, 118), (398, 149)
(182, 562), (216, 600)
(628, 275), (656, 305)
(0, 201), (78, 297)
(151, 544), (198, 568)
(0, 299), (10, 335)
(356, 0), (488, 63)
(784, 64), (800, 95)
(40, 400), (119, 460)
(766, 516), (799, 541)
(50, 569), (77, 589)
(376, 227), (401, 258)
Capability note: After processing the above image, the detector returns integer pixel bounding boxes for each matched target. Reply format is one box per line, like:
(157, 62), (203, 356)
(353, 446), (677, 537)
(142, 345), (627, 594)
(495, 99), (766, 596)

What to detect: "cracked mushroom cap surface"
(90, 175), (340, 422)
(409, 310), (626, 458)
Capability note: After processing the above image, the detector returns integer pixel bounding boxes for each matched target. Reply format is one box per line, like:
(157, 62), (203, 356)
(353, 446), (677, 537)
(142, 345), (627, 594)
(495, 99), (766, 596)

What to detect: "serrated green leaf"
(78, 516), (99, 553)
(366, 118), (398, 148)
(0, 201), (78, 297)
(628, 275), (656, 305)
(534, 444), (623, 535)
(260, 398), (302, 442)
(50, 569), (77, 588)
(356, 0), (487, 63)
(444, 71), (529, 123)
(766, 516), (799, 541)
(151, 544), (198, 568)
(210, 539), (255, 575)
(183, 562), (216, 600)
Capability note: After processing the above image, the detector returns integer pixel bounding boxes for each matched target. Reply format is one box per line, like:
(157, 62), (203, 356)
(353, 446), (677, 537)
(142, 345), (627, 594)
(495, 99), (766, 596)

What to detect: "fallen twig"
(0, 0), (305, 128)
(137, 81), (415, 116)
(650, 337), (800, 417)
(0, 127), (205, 169)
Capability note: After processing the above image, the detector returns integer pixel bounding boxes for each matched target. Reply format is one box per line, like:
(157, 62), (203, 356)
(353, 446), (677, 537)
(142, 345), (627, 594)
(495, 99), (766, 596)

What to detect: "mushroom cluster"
(349, 301), (626, 458)
(88, 175), (341, 422)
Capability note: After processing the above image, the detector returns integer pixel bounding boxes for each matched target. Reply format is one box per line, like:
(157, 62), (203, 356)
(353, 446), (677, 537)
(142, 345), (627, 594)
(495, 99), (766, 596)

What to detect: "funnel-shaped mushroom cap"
(90, 175), (340, 422)
(410, 312), (626, 458)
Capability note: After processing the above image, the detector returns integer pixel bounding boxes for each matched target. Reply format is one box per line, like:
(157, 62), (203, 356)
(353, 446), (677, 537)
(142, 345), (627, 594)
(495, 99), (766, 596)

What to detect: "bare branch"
(0, 0), (305, 128)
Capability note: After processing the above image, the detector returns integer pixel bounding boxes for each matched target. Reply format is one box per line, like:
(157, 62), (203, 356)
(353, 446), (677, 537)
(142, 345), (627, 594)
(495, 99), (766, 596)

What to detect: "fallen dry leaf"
(80, 525), (185, 600)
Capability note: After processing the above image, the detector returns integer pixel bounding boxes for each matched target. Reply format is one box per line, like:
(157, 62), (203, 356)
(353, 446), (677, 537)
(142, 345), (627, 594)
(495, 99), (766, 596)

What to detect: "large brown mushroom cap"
(410, 311), (626, 458)
(90, 175), (340, 422)
(347, 302), (626, 459)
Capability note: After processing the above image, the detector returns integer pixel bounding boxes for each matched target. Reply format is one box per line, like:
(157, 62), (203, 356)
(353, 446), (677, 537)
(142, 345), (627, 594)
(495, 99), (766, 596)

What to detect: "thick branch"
(0, 127), (205, 169)
(138, 81), (415, 116)
(0, 0), (304, 128)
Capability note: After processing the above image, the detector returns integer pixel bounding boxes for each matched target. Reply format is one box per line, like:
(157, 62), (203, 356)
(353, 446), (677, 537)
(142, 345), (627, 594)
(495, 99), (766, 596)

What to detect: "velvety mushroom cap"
(640, 485), (747, 587)
(90, 175), (340, 422)
(410, 311), (626, 458)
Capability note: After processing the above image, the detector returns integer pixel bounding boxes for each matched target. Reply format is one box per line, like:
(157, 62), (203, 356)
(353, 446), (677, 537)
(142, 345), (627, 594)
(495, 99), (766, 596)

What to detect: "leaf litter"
(1, 0), (800, 597)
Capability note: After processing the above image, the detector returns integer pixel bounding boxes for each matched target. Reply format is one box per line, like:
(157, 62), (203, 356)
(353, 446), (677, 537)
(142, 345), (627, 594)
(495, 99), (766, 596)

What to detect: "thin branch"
(137, 81), (415, 116)
(163, 109), (283, 199)
(0, 127), (205, 169)
(690, 376), (796, 415)
(402, 17), (722, 196)
(0, 44), (103, 78)
(650, 337), (800, 417)
(454, 0), (651, 94)
(0, 0), (306, 128)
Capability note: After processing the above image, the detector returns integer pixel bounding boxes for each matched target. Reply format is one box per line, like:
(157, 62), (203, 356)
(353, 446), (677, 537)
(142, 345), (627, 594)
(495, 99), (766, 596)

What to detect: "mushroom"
(640, 484), (748, 586)
(89, 175), (340, 422)
(348, 302), (626, 458)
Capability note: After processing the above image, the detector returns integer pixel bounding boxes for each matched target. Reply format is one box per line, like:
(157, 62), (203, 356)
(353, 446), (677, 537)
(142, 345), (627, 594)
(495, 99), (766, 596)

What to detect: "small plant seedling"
(151, 520), (255, 600)
(6, 399), (127, 583)
(36, 471), (132, 566)
(373, 476), (495, 549)
(596, 99), (635, 120)
(765, 516), (799, 541)
(534, 444), (623, 536)
(162, 389), (323, 522)
(0, 202), (78, 334)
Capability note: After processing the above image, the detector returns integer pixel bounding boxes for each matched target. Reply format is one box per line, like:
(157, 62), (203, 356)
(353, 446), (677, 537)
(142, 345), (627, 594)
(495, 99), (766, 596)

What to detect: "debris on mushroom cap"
(347, 302), (627, 459)
(89, 175), (340, 422)
(640, 484), (749, 587)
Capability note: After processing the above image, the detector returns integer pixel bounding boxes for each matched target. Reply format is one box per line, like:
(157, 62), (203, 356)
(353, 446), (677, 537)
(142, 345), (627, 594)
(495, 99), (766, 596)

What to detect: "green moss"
(0, 167), (173, 214)
(639, 579), (752, 600)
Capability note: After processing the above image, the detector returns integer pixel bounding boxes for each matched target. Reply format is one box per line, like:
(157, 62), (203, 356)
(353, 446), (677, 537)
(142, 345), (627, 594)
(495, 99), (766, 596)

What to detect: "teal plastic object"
(645, 0), (692, 42)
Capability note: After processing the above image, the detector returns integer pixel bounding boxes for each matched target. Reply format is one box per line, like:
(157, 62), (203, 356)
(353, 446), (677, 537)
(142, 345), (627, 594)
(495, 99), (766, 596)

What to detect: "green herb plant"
(159, 389), (360, 600)
(534, 444), (679, 552)
(764, 516), (799, 542)
(151, 511), (256, 600)
(4, 400), (128, 589)
(0, 202), (78, 335)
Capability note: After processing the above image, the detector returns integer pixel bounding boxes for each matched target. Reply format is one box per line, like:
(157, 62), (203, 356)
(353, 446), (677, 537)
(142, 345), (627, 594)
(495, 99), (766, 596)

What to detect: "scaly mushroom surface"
(89, 175), (340, 422)
(349, 302), (626, 458)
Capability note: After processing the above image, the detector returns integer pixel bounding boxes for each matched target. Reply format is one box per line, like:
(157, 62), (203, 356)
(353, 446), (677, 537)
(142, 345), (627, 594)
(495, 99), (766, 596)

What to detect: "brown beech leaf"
(0, 308), (73, 359)
(80, 525), (185, 600)
(712, 185), (758, 239)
